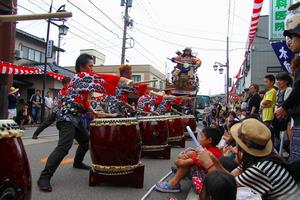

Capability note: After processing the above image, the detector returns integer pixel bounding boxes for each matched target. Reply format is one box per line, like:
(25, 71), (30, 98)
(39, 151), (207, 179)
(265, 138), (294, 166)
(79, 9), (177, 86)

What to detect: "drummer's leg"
(40, 121), (75, 178)
(73, 126), (90, 168)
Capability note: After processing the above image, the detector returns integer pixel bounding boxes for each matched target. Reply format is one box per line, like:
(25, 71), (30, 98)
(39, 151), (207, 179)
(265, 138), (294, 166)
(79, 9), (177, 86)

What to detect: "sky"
(16, 0), (270, 95)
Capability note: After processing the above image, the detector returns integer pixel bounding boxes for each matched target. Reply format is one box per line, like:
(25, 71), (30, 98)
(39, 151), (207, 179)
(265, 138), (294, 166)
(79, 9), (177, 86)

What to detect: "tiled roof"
(30, 63), (75, 77)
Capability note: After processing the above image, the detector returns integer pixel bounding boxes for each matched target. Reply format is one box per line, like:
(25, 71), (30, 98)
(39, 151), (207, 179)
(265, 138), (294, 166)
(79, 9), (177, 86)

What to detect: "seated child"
(155, 127), (222, 193)
(199, 171), (237, 200)
(15, 104), (32, 130)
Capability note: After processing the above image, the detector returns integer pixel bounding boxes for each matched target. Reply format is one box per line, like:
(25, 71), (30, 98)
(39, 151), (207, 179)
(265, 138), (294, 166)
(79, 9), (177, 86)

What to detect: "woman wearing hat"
(196, 119), (297, 199)
(275, 2), (300, 162)
(8, 87), (19, 119)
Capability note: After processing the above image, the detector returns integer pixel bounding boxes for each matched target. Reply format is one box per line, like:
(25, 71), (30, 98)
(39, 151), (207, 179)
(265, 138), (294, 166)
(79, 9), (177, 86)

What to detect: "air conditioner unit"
(15, 50), (23, 60)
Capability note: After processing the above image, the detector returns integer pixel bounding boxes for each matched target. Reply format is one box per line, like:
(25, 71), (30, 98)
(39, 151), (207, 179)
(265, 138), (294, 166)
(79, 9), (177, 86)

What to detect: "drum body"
(168, 115), (184, 139)
(138, 116), (169, 146)
(90, 118), (141, 169)
(182, 115), (197, 133)
(167, 115), (186, 148)
(0, 120), (31, 200)
(89, 118), (144, 188)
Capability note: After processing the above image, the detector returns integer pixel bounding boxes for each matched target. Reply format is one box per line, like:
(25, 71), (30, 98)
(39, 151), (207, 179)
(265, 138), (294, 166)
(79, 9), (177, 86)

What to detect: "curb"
(185, 188), (198, 200)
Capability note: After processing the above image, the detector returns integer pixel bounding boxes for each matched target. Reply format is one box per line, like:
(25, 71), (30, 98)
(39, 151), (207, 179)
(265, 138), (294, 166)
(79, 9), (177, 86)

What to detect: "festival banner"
(270, 41), (294, 72)
(269, 0), (293, 40)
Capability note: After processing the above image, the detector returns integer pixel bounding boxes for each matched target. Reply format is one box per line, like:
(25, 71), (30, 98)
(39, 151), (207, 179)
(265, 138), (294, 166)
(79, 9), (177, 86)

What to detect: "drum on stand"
(0, 120), (31, 200)
(138, 115), (171, 159)
(181, 115), (198, 139)
(89, 118), (144, 188)
(167, 115), (185, 148)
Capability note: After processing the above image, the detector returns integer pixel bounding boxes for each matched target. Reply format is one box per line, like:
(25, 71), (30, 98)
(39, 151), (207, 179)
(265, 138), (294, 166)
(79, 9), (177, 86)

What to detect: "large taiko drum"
(0, 120), (31, 200)
(89, 118), (144, 188)
(138, 116), (171, 159)
(167, 115), (185, 148)
(181, 115), (197, 137)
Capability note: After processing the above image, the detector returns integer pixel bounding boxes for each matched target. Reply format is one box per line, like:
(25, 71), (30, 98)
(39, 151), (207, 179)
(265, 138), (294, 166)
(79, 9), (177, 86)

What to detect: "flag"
(271, 41), (294, 73)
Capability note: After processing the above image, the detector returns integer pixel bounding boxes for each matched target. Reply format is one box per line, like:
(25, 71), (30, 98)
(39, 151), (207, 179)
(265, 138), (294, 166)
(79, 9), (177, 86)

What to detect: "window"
(159, 81), (163, 89)
(152, 78), (157, 87)
(28, 49), (34, 61)
(132, 75), (141, 82)
(34, 51), (41, 62)
(21, 45), (44, 62)
(22, 46), (28, 58)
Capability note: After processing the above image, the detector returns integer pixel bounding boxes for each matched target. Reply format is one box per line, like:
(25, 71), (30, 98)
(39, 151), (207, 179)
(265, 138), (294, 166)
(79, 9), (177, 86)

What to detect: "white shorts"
(8, 108), (17, 119)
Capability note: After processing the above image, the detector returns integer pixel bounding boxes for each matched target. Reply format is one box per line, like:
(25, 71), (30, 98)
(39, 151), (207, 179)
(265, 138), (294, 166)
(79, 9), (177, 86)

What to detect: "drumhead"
(91, 117), (138, 126)
(137, 115), (171, 122)
(0, 119), (23, 139)
(181, 115), (195, 119)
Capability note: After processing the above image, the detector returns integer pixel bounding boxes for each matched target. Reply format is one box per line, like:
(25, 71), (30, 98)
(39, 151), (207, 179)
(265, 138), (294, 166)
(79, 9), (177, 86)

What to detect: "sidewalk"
(21, 125), (58, 146)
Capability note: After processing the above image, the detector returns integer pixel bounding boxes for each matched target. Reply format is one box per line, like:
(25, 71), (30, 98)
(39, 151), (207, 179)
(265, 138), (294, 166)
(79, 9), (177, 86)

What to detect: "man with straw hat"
(8, 87), (19, 119)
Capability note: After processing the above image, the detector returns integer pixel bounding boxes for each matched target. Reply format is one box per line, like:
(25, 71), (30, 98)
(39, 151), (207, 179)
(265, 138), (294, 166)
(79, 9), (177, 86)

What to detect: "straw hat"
(9, 87), (19, 95)
(231, 118), (273, 157)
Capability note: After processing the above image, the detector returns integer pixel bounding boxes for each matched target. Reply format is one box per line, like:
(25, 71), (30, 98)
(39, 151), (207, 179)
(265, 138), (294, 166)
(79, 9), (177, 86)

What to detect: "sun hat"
(284, 2), (300, 37)
(9, 87), (19, 95)
(230, 118), (272, 157)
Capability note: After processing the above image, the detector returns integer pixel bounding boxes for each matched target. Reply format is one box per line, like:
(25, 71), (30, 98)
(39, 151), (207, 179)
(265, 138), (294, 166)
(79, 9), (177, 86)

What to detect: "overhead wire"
(27, 0), (124, 56)
(66, 0), (120, 39)
(87, 0), (164, 66)
(17, 3), (123, 59)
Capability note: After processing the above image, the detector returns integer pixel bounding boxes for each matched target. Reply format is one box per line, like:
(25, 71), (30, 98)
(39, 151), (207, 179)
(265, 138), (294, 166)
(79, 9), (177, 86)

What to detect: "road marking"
(41, 157), (74, 165)
(140, 171), (172, 200)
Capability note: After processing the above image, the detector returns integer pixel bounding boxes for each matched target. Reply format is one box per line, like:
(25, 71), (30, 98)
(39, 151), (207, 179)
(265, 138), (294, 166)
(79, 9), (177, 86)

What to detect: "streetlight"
(212, 62), (229, 105)
(41, 2), (70, 122)
(57, 23), (69, 65)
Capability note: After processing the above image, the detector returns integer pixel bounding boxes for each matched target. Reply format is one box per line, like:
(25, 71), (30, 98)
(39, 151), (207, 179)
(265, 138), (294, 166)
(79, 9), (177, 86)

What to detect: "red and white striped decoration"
(0, 61), (66, 81)
(230, 0), (264, 98)
(248, 0), (264, 47)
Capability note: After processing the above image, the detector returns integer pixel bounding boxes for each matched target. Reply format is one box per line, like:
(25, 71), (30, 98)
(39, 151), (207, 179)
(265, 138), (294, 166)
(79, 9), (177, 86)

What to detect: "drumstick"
(187, 126), (203, 150)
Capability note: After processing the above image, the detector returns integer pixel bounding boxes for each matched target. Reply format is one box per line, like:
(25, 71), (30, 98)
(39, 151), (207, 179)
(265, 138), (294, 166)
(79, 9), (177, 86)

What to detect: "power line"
(17, 4), (123, 60)
(135, 21), (247, 44)
(88, 0), (124, 30)
(66, 0), (120, 38)
(87, 0), (164, 66)
(134, 26), (229, 52)
(27, 0), (124, 56)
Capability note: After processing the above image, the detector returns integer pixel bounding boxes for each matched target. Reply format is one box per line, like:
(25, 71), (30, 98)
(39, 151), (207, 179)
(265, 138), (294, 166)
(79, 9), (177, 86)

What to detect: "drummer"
(155, 89), (191, 115)
(37, 54), (133, 192)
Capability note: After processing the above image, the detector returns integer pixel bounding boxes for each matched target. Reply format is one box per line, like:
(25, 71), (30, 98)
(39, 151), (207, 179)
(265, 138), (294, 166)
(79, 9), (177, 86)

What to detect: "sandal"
(155, 181), (180, 193)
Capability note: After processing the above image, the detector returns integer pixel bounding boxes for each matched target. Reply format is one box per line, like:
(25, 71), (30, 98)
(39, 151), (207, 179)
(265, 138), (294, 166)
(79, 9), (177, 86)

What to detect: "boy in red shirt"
(156, 127), (222, 193)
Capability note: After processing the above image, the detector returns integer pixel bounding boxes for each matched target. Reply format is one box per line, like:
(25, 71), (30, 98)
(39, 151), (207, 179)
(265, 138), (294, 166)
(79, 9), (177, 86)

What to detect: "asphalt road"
(22, 126), (196, 200)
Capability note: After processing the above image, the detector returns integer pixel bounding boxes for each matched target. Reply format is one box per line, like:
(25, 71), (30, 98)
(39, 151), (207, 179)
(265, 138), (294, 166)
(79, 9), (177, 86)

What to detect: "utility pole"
(0, 0), (17, 119)
(120, 0), (132, 64)
(41, 0), (53, 123)
(225, 0), (231, 106)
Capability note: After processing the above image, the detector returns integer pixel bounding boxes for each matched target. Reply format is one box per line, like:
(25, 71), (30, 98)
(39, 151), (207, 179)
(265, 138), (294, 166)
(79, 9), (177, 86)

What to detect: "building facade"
(13, 29), (74, 101)
(80, 49), (105, 65)
(239, 15), (283, 92)
(67, 64), (166, 89)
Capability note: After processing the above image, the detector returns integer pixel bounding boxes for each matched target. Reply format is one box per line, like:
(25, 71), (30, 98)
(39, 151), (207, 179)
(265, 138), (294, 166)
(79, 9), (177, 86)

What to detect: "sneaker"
(37, 177), (52, 192)
(155, 181), (180, 193)
(73, 163), (91, 170)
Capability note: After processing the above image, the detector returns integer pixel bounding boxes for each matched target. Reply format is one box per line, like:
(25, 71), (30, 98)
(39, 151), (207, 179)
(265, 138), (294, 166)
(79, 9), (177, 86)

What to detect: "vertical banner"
(270, 41), (294, 72)
(269, 0), (293, 40)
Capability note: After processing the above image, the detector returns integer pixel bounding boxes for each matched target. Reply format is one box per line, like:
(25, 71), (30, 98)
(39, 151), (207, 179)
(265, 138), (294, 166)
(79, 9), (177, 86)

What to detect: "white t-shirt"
(44, 96), (53, 109)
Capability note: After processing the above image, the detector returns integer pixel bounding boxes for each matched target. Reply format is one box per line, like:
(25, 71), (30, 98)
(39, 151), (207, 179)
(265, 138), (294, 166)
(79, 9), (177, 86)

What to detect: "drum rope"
(168, 135), (185, 142)
(91, 162), (143, 174)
